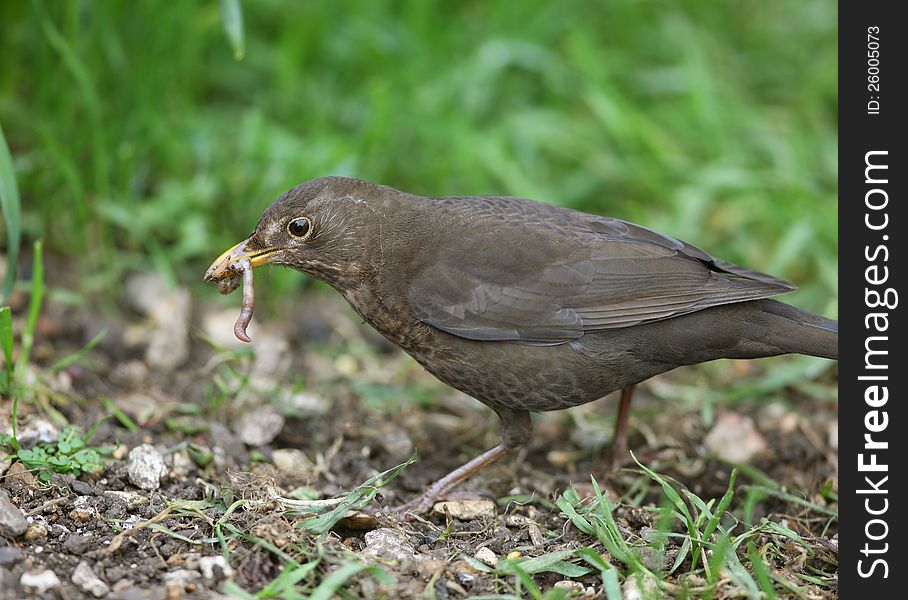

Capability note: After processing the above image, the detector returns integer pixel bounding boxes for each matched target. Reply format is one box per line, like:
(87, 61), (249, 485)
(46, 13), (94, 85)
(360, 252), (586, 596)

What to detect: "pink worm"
(232, 258), (254, 343)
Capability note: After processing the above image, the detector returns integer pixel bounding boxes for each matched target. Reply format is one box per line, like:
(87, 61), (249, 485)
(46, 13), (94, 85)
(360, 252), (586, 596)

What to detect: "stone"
(361, 528), (426, 564)
(127, 444), (167, 490)
(432, 499), (496, 521)
(20, 569), (62, 595)
(234, 405), (285, 446)
(271, 449), (315, 478)
(0, 494), (28, 538)
(72, 561), (110, 598)
(70, 479), (94, 495)
(703, 413), (768, 464)
(474, 547), (498, 567)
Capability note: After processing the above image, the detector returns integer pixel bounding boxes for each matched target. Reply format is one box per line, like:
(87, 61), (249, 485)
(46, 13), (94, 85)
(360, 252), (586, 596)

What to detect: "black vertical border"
(839, 2), (905, 596)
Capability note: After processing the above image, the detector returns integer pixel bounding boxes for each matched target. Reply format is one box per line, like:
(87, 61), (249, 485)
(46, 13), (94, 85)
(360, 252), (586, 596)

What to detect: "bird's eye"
(287, 217), (311, 238)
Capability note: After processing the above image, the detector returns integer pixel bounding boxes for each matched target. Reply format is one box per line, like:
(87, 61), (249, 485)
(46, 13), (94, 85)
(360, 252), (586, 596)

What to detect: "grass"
(1, 0), (836, 315)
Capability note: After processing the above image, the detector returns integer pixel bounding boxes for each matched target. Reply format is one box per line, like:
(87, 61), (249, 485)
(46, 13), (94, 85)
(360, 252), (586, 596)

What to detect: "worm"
(217, 273), (241, 295)
(232, 258), (254, 343)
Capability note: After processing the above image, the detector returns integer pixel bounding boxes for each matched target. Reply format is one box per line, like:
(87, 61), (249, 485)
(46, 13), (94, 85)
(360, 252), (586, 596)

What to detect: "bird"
(204, 176), (838, 513)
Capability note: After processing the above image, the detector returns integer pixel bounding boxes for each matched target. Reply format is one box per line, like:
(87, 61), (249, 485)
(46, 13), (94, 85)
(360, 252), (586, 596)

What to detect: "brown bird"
(205, 176), (838, 512)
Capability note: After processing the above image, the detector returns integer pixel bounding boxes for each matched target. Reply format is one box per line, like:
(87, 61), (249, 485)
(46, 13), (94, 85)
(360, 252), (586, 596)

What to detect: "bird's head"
(204, 176), (392, 289)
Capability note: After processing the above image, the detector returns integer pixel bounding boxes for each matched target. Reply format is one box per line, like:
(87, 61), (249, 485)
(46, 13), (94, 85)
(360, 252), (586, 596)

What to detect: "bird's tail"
(755, 299), (838, 359)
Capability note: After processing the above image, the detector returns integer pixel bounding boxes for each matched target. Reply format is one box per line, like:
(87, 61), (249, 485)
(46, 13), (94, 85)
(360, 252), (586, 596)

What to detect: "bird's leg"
(606, 384), (636, 471)
(395, 408), (532, 515)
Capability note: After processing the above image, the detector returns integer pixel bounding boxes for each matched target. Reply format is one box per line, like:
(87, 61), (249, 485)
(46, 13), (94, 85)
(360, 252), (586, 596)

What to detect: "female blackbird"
(205, 176), (837, 512)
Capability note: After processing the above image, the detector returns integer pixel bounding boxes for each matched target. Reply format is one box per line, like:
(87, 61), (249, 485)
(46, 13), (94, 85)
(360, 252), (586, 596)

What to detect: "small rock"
(110, 359), (150, 386)
(72, 561), (110, 598)
(21, 569), (62, 595)
(9, 416), (59, 447)
(127, 444), (167, 490)
(23, 523), (48, 543)
(3, 461), (36, 485)
(337, 511), (379, 531)
(287, 392), (329, 416)
(234, 405), (285, 446)
(432, 499), (496, 521)
(187, 555), (234, 581)
(527, 522), (546, 547)
(271, 449), (315, 478)
(622, 573), (659, 600)
(251, 331), (292, 374)
(146, 287), (191, 372)
(70, 479), (94, 495)
(361, 528), (425, 564)
(474, 547), (498, 567)
(554, 580), (584, 593)
(0, 546), (24, 567)
(70, 496), (97, 523)
(703, 413), (767, 463)
(202, 308), (257, 349)
(63, 534), (94, 555)
(104, 490), (150, 509)
(164, 568), (200, 589)
(171, 449), (194, 478)
(0, 494), (28, 538)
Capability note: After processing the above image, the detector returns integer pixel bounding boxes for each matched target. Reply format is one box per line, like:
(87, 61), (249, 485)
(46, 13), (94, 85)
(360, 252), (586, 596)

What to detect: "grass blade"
(0, 306), (13, 391)
(16, 240), (43, 375)
(0, 124), (21, 303)
(219, 0), (246, 60)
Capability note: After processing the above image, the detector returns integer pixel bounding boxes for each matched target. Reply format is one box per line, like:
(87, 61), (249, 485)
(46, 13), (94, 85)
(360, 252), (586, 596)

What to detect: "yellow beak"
(204, 239), (279, 282)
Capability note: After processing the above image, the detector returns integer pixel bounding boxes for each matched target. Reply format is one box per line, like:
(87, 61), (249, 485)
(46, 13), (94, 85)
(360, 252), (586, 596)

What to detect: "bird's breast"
(341, 286), (436, 355)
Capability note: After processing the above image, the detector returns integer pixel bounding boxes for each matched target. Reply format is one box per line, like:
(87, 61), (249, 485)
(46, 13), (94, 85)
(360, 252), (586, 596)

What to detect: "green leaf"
(300, 456), (414, 534)
(16, 240), (43, 376)
(219, 0), (246, 60)
(309, 562), (390, 600)
(0, 124), (21, 303)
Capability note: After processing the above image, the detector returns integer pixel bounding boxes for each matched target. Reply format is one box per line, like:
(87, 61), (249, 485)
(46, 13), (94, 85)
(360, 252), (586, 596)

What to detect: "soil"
(0, 271), (838, 599)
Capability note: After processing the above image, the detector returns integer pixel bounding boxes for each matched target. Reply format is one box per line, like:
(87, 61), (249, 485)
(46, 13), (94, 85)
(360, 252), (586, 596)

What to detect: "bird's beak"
(204, 239), (279, 282)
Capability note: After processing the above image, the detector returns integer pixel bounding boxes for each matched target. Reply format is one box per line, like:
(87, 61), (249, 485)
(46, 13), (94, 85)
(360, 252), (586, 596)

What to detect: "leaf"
(300, 456), (414, 534)
(0, 306), (14, 393)
(309, 562), (390, 600)
(0, 124), (21, 303)
(219, 0), (246, 60)
(16, 240), (43, 376)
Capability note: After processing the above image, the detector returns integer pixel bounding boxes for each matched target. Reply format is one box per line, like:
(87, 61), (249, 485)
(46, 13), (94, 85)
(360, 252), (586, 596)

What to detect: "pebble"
(432, 499), (496, 521)
(474, 547), (499, 567)
(0, 494), (28, 538)
(70, 479), (94, 495)
(187, 555), (234, 581)
(72, 561), (110, 598)
(70, 496), (97, 523)
(361, 528), (426, 564)
(23, 523), (48, 543)
(271, 448), (315, 478)
(622, 573), (660, 600)
(3, 461), (36, 485)
(0, 546), (24, 567)
(127, 444), (167, 490)
(703, 413), (768, 464)
(234, 405), (285, 446)
(20, 569), (62, 595)
(104, 490), (150, 509)
(63, 534), (94, 555)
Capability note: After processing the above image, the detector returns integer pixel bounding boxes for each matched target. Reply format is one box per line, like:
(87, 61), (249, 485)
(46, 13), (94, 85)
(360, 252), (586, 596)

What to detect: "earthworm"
(232, 258), (254, 343)
(217, 273), (241, 295)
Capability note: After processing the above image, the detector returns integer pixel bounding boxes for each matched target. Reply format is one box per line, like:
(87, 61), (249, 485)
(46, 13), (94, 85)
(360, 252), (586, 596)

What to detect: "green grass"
(1, 0), (836, 316)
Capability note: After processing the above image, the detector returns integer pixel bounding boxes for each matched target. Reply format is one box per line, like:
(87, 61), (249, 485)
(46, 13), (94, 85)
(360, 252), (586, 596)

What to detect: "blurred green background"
(1, 0), (837, 316)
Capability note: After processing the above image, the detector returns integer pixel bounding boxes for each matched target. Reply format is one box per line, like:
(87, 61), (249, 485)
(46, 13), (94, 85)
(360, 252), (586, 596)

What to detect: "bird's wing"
(407, 203), (794, 344)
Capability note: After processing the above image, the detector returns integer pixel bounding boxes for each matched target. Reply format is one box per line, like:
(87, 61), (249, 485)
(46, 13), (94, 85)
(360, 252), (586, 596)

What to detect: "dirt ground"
(0, 270), (838, 599)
